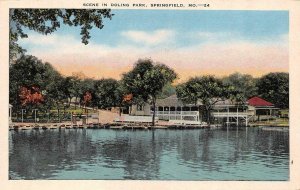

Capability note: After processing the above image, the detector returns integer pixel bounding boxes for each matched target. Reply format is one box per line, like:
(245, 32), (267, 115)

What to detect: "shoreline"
(9, 121), (289, 131)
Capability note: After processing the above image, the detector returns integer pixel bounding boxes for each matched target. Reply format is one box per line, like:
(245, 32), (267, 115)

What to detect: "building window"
(191, 106), (198, 111)
(137, 105), (143, 111)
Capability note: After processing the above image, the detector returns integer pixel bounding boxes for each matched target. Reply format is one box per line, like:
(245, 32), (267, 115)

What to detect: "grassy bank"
(12, 105), (98, 123)
(249, 118), (289, 127)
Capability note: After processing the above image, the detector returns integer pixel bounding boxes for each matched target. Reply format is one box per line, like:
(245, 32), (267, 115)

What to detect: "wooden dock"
(9, 122), (222, 131)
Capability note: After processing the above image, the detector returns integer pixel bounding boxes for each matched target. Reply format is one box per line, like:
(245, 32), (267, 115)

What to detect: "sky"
(19, 10), (289, 82)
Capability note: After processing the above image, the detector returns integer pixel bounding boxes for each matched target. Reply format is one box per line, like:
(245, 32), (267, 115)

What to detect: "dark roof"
(247, 96), (274, 107)
(156, 95), (186, 107)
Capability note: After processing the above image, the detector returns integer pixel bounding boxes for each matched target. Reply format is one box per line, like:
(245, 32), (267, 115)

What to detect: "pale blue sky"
(19, 10), (289, 81)
(21, 10), (288, 49)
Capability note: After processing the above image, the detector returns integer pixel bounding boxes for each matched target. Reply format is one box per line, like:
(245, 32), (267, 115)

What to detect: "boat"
(49, 124), (58, 129)
(20, 125), (31, 130)
(65, 124), (72, 129)
(33, 125), (40, 130)
(42, 125), (49, 130)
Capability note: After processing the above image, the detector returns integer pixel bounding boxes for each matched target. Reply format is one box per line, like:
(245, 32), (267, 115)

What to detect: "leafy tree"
(256, 72), (289, 108)
(9, 55), (61, 113)
(9, 9), (114, 61)
(158, 83), (176, 99)
(65, 73), (86, 109)
(19, 86), (44, 106)
(115, 81), (134, 116)
(122, 59), (177, 126)
(93, 78), (120, 109)
(78, 78), (95, 107)
(83, 92), (92, 106)
(176, 76), (229, 125)
(222, 72), (258, 101)
(45, 74), (68, 122)
(62, 76), (81, 107)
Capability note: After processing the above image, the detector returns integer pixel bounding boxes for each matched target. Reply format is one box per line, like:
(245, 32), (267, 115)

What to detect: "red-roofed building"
(247, 96), (278, 121)
(127, 95), (279, 126)
(247, 96), (274, 107)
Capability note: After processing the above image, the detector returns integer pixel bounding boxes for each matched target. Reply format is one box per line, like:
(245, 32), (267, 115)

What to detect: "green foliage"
(77, 78), (95, 105)
(63, 76), (79, 102)
(122, 59), (177, 126)
(122, 59), (154, 103)
(9, 55), (62, 110)
(93, 78), (120, 109)
(256, 72), (289, 108)
(46, 74), (68, 107)
(222, 72), (258, 101)
(176, 76), (229, 124)
(9, 9), (113, 60)
(177, 76), (226, 105)
(122, 59), (177, 104)
(158, 83), (176, 99)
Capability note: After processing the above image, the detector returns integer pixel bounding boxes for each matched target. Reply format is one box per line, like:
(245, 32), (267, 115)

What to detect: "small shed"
(247, 96), (278, 121)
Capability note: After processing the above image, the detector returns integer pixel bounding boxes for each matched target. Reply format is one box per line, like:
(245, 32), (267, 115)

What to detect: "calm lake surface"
(9, 128), (289, 180)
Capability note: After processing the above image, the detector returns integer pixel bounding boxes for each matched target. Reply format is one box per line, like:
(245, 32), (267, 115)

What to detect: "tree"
(62, 76), (81, 107)
(67, 73), (86, 109)
(19, 86), (44, 106)
(158, 83), (176, 99)
(122, 59), (177, 127)
(115, 82), (134, 116)
(45, 74), (68, 122)
(176, 76), (229, 125)
(93, 78), (120, 109)
(83, 92), (92, 107)
(78, 78), (95, 107)
(222, 72), (258, 101)
(256, 72), (289, 109)
(9, 55), (61, 113)
(9, 9), (114, 61)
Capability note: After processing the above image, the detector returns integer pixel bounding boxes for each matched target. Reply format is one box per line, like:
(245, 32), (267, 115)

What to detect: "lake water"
(9, 127), (289, 180)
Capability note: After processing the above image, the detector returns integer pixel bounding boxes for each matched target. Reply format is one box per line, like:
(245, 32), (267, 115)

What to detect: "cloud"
(18, 31), (288, 82)
(194, 31), (238, 42)
(120, 29), (175, 46)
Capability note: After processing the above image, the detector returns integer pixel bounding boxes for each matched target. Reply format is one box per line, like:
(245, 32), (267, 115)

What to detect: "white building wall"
(131, 104), (151, 116)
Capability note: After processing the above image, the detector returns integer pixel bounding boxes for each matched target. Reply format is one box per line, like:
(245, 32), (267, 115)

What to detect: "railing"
(212, 112), (254, 117)
(114, 115), (158, 123)
(169, 119), (203, 125)
(154, 111), (198, 116)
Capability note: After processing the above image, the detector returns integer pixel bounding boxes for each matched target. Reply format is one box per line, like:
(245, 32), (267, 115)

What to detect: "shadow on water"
(9, 128), (289, 180)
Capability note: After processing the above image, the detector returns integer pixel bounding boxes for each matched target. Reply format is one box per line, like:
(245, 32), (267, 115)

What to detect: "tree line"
(9, 9), (289, 126)
(9, 55), (289, 126)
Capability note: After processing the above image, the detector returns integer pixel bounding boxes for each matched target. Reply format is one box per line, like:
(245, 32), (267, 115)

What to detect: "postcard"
(1, 0), (300, 189)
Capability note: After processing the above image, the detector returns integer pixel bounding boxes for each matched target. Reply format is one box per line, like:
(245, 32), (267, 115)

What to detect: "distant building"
(131, 95), (200, 121)
(130, 95), (278, 125)
(247, 96), (279, 121)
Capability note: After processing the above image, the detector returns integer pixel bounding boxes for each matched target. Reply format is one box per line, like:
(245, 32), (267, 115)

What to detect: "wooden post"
(181, 106), (183, 121)
(71, 113), (73, 126)
(236, 106), (239, 126)
(227, 106), (229, 129)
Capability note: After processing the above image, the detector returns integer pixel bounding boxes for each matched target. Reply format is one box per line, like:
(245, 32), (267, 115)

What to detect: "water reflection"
(9, 128), (289, 180)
